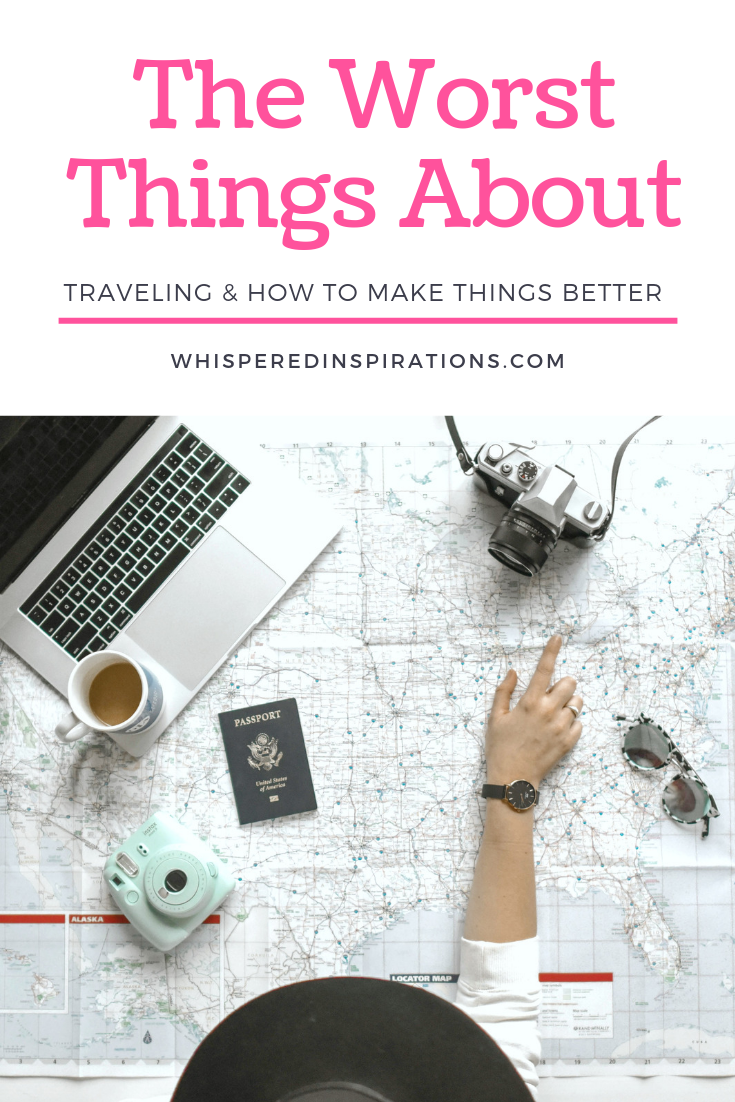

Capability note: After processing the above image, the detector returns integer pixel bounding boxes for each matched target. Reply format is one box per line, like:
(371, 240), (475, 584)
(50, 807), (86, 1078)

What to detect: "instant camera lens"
(662, 776), (711, 824)
(164, 869), (188, 894)
(623, 723), (671, 769)
(488, 508), (559, 577)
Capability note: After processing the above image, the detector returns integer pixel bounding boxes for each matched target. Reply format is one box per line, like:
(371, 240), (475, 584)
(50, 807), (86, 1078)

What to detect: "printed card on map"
(539, 973), (614, 1039)
(218, 698), (317, 824)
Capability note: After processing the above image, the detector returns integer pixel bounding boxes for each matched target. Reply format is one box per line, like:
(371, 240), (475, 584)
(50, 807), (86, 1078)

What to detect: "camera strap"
(597, 415), (661, 539)
(445, 416), (476, 474)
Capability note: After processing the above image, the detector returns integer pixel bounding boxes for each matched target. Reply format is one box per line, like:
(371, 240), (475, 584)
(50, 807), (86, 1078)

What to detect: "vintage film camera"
(446, 417), (660, 577)
(103, 812), (235, 952)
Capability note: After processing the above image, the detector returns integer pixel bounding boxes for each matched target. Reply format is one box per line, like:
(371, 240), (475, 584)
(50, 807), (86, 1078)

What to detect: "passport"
(218, 698), (317, 824)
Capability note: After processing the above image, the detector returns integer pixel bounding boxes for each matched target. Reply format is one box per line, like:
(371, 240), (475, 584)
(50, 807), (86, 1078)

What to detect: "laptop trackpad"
(126, 527), (285, 690)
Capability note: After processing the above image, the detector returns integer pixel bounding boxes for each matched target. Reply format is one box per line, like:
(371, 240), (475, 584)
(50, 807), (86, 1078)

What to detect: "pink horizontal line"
(58, 316), (677, 326)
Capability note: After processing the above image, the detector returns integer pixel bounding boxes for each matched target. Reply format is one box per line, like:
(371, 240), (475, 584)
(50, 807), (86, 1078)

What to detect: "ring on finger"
(564, 703), (579, 718)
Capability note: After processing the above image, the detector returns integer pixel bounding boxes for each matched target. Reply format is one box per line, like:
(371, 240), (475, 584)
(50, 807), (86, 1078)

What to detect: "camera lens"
(488, 508), (559, 577)
(164, 869), (188, 894)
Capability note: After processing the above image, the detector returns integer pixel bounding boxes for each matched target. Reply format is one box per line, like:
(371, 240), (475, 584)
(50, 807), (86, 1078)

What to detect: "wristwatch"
(481, 780), (538, 812)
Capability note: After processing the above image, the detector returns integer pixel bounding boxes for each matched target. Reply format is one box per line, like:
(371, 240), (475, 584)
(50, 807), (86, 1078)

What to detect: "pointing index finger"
(527, 635), (562, 697)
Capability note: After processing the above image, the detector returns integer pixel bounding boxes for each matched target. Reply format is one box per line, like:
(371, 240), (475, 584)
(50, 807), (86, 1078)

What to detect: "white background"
(2, 0), (732, 413)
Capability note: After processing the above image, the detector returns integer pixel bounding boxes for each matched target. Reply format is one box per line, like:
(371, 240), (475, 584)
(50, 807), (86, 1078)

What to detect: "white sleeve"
(454, 935), (541, 1100)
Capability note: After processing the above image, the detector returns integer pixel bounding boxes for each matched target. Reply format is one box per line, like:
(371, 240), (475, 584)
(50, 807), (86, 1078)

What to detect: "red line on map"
(539, 972), (613, 982)
(58, 317), (677, 326)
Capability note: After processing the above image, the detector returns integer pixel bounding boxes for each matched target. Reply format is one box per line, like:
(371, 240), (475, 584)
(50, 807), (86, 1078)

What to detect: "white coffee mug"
(55, 650), (164, 745)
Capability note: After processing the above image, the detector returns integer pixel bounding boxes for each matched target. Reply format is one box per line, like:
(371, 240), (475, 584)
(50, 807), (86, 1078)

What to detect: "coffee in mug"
(55, 651), (164, 745)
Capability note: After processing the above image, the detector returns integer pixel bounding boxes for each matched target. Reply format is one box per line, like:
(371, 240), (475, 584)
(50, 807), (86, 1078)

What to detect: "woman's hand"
(485, 634), (583, 790)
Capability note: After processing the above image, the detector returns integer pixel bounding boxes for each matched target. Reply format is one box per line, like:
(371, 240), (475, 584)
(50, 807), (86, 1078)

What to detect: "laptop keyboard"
(20, 425), (249, 661)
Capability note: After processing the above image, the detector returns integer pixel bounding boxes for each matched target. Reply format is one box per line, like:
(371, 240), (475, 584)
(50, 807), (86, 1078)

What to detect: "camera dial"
(517, 460), (538, 484)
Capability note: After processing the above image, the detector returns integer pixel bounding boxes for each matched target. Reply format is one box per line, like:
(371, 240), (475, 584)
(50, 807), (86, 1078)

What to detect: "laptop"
(0, 416), (342, 756)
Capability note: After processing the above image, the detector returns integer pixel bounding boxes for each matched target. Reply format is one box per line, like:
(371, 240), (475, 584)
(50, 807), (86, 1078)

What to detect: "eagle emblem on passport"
(247, 733), (283, 771)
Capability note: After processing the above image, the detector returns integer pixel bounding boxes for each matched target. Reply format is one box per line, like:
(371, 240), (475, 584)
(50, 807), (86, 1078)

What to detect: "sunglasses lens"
(663, 777), (711, 824)
(623, 723), (670, 769)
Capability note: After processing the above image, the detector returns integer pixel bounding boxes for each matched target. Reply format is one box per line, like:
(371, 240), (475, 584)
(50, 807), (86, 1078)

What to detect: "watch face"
(506, 780), (537, 810)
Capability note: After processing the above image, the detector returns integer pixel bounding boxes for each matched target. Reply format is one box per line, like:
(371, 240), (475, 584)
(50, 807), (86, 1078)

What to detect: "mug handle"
(55, 713), (91, 744)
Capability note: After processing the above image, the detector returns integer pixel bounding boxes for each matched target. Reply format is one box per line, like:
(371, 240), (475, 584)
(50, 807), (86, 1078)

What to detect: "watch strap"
(481, 784), (507, 800)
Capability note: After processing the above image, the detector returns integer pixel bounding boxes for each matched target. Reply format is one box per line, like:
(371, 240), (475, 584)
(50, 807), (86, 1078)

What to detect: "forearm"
(463, 799), (536, 943)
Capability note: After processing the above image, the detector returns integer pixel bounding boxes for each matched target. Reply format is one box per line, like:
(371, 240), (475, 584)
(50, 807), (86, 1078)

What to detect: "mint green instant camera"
(103, 812), (234, 952)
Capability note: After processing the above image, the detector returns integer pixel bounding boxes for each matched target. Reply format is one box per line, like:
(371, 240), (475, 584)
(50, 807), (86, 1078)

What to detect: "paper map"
(0, 434), (733, 1077)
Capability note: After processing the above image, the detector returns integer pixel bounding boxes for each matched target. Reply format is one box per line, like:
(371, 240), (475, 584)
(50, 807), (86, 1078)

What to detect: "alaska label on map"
(218, 698), (317, 824)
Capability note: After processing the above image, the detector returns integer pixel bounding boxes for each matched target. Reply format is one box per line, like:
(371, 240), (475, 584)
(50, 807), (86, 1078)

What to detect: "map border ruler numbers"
(0, 911), (225, 1075)
(0, 913), (69, 1015)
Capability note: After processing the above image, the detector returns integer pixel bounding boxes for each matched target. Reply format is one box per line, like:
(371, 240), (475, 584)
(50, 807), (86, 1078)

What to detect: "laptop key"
(126, 570), (144, 589)
(188, 475), (205, 494)
(108, 516), (125, 534)
(138, 507), (155, 526)
(138, 558), (154, 576)
(142, 528), (158, 547)
(176, 489), (193, 507)
(184, 527), (204, 549)
(112, 609), (133, 630)
(199, 455), (224, 483)
(74, 553), (93, 573)
(67, 623), (96, 657)
(132, 490), (148, 509)
(153, 516), (170, 534)
(127, 520), (144, 539)
(154, 464), (170, 483)
(119, 554), (136, 573)
(58, 597), (75, 617)
(206, 465), (237, 498)
(119, 503), (136, 522)
(127, 541), (189, 614)
(75, 605), (91, 623)
(193, 494), (211, 511)
(171, 520), (188, 538)
(84, 592), (102, 610)
(142, 477), (160, 495)
(149, 495), (166, 512)
(164, 503), (182, 521)
(197, 514), (215, 532)
(69, 585), (86, 603)
(87, 635), (107, 653)
(166, 452), (183, 470)
(220, 488), (238, 507)
(52, 580), (69, 600)
(86, 541), (103, 559)
(40, 593), (58, 613)
(160, 532), (177, 550)
(232, 475), (250, 494)
(160, 482), (177, 501)
(113, 584), (132, 603)
(100, 623), (118, 642)
(92, 559), (109, 577)
(29, 606), (47, 625)
(183, 456), (200, 475)
(107, 566), (125, 585)
(80, 572), (97, 590)
(208, 500), (226, 520)
(182, 507), (198, 524)
(62, 566), (81, 586)
(97, 529), (115, 547)
(103, 546), (121, 565)
(149, 545), (165, 563)
(41, 610), (65, 636)
(172, 469), (188, 488)
(176, 432), (200, 456)
(102, 597), (120, 615)
(131, 541), (147, 558)
(92, 610), (107, 629)
(194, 443), (212, 461)
(115, 532), (132, 551)
(53, 618), (80, 647)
